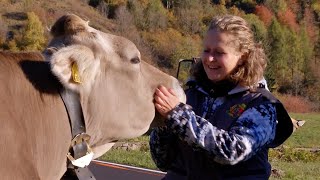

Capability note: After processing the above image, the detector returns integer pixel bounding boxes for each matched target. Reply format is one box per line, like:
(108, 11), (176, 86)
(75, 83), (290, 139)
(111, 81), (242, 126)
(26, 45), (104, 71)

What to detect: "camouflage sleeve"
(166, 103), (277, 165)
(149, 126), (178, 171)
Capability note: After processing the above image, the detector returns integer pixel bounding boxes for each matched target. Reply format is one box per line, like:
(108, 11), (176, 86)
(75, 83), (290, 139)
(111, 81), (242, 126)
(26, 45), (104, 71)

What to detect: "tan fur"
(50, 13), (88, 36)
(0, 14), (186, 180)
(49, 45), (100, 93)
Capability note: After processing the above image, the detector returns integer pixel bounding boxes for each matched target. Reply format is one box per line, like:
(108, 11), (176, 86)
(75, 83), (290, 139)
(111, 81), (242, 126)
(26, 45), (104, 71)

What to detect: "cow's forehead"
(47, 16), (141, 62)
(86, 27), (114, 54)
(87, 27), (140, 59)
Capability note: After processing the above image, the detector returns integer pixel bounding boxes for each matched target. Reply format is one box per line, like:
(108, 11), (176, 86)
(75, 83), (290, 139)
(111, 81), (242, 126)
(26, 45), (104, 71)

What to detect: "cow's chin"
(150, 111), (166, 128)
(92, 143), (115, 159)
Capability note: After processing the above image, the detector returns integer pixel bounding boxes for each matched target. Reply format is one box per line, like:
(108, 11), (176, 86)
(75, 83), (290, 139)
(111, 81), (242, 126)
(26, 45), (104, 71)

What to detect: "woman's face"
(201, 29), (243, 82)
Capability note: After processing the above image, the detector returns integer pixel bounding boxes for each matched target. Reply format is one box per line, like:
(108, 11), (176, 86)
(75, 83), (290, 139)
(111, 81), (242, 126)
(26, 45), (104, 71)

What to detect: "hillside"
(0, 0), (319, 111)
(0, 0), (115, 33)
(0, 0), (160, 67)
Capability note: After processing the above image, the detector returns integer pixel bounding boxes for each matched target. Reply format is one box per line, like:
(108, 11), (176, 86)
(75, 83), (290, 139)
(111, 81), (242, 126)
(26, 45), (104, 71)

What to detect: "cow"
(0, 14), (186, 180)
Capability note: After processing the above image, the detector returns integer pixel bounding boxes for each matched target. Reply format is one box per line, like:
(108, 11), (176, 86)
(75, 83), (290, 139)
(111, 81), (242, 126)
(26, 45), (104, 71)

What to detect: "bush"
(269, 147), (320, 163)
(275, 93), (316, 113)
(19, 12), (46, 51)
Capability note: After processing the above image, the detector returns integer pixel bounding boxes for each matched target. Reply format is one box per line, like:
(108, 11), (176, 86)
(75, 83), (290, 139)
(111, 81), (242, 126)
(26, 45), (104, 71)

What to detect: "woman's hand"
(154, 85), (181, 117)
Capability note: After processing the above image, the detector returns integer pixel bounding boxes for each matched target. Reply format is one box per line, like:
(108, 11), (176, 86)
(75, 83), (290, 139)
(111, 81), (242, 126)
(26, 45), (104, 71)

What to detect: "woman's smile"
(207, 65), (220, 69)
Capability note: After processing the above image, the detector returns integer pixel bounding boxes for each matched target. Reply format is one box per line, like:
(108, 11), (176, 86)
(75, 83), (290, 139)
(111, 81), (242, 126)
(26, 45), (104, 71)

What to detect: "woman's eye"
(215, 51), (225, 55)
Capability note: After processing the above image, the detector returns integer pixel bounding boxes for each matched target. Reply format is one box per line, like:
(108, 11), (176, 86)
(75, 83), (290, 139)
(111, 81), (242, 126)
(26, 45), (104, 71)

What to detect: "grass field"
(99, 113), (320, 179)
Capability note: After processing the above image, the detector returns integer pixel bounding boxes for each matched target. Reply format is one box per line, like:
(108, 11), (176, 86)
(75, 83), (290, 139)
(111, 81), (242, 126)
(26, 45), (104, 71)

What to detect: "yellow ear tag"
(71, 62), (82, 84)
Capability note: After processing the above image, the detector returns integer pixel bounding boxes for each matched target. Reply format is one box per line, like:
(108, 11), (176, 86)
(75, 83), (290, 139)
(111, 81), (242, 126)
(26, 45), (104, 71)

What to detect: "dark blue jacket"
(150, 84), (293, 180)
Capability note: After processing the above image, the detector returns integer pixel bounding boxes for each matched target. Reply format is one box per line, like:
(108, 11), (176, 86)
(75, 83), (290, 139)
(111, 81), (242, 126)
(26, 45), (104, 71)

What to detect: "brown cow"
(0, 14), (185, 180)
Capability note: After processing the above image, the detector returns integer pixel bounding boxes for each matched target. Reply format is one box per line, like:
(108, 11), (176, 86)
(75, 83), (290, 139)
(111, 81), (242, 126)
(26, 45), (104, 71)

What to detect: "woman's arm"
(166, 102), (277, 165)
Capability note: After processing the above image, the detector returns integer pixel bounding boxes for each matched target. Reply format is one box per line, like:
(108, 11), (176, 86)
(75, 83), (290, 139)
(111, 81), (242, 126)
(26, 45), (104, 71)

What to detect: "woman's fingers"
(155, 87), (173, 107)
(168, 88), (177, 96)
(155, 88), (167, 100)
(154, 85), (181, 116)
(154, 103), (169, 116)
(158, 85), (172, 97)
(154, 93), (165, 105)
(157, 85), (177, 99)
(154, 89), (168, 108)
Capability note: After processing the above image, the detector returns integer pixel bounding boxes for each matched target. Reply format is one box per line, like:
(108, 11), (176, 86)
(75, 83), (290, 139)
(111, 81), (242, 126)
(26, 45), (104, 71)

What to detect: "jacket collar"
(188, 79), (250, 96)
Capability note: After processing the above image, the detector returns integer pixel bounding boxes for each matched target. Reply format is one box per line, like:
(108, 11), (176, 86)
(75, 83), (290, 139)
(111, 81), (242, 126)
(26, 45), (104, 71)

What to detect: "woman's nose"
(205, 54), (215, 62)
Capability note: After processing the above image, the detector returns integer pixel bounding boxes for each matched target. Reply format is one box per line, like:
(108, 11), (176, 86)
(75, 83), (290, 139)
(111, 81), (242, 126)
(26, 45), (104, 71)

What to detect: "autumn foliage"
(0, 0), (319, 112)
(277, 9), (299, 32)
(254, 5), (273, 26)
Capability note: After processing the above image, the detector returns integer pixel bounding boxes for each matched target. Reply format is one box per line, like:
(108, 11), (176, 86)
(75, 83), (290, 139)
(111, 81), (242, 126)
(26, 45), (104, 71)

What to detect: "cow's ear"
(49, 45), (100, 93)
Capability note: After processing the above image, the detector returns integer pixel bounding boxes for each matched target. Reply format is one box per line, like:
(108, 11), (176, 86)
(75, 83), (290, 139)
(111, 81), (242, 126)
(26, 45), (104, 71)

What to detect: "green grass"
(99, 149), (157, 169)
(99, 113), (320, 179)
(284, 113), (320, 148)
(269, 162), (320, 180)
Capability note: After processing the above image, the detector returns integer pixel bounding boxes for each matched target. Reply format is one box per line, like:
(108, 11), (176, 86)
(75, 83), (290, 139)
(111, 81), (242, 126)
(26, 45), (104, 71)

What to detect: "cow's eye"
(130, 57), (140, 64)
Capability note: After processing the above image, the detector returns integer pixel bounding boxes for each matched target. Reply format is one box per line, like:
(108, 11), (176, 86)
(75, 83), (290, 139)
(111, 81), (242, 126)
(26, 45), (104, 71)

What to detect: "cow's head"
(44, 14), (186, 156)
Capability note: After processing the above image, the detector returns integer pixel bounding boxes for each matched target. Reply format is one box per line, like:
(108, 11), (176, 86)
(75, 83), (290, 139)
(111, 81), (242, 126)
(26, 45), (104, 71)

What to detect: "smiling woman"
(201, 29), (244, 83)
(150, 15), (293, 180)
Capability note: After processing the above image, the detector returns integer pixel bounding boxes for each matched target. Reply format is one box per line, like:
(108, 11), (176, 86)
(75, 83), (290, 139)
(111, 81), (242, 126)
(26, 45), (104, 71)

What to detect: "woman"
(150, 15), (293, 180)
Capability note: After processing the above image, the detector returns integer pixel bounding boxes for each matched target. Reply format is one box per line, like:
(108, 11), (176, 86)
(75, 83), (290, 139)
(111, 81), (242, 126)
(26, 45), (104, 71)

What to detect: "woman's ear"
(49, 45), (100, 93)
(238, 52), (249, 66)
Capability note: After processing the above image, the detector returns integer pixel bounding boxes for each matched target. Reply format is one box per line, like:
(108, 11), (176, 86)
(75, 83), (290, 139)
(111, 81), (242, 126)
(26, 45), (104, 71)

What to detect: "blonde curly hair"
(192, 15), (267, 87)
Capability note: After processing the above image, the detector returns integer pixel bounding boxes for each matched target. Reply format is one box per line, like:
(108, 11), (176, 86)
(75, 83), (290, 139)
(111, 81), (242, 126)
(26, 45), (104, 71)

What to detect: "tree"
(170, 36), (201, 71)
(228, 6), (245, 16)
(244, 13), (267, 43)
(286, 29), (304, 95)
(227, 0), (257, 13)
(266, 18), (289, 91)
(173, 0), (204, 34)
(210, 4), (228, 17)
(0, 40), (19, 51)
(144, 0), (168, 31)
(114, 5), (155, 65)
(287, 0), (302, 21)
(19, 12), (46, 51)
(101, 0), (128, 18)
(97, 1), (109, 17)
(311, 1), (320, 20)
(254, 5), (273, 26)
(277, 8), (299, 32)
(265, 0), (287, 13)
(114, 5), (147, 49)
(127, 0), (148, 30)
(300, 25), (314, 83)
(162, 0), (177, 9)
(303, 6), (317, 43)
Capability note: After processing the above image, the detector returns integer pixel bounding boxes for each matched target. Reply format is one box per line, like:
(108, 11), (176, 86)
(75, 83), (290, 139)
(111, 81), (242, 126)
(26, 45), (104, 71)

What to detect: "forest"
(0, 0), (319, 112)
